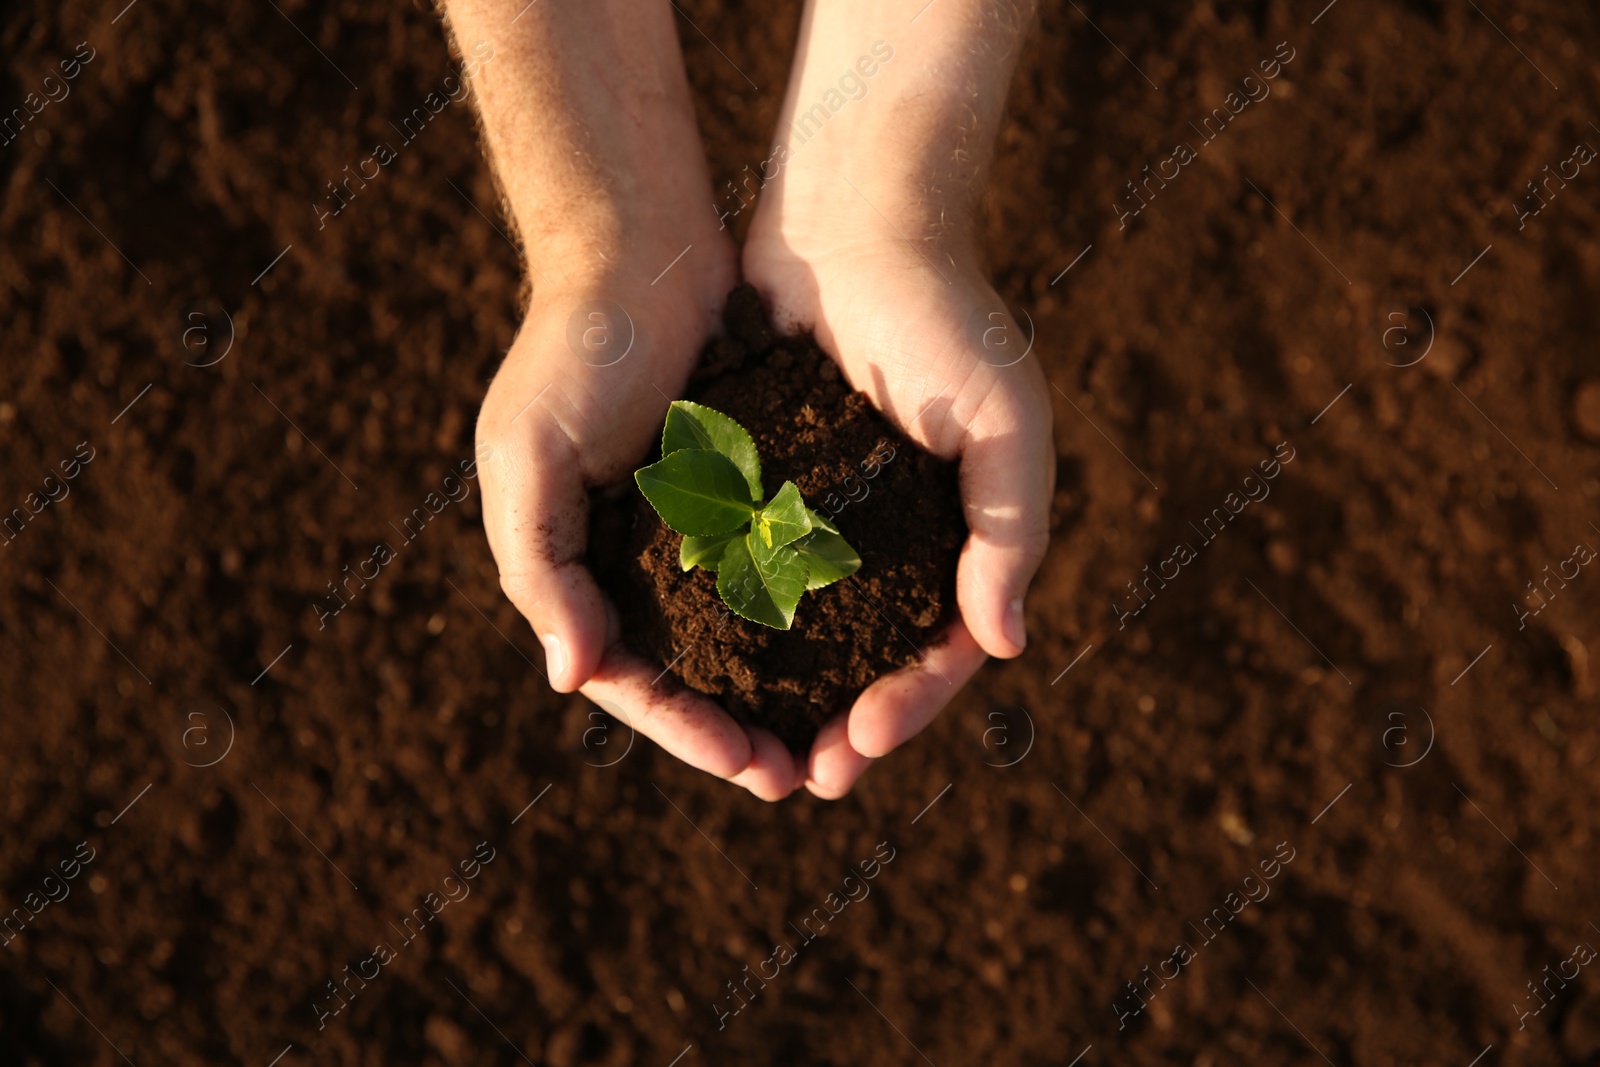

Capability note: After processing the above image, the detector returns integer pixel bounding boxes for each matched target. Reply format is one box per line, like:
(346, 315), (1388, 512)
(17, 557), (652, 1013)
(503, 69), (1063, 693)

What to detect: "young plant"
(634, 401), (861, 629)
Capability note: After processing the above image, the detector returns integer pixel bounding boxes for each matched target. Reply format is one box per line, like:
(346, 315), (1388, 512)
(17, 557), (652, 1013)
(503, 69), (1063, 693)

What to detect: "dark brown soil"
(589, 287), (964, 752)
(6, 1), (1600, 1066)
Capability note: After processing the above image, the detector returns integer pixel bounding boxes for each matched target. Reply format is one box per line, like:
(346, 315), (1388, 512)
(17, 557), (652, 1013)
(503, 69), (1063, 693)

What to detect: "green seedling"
(634, 400), (861, 629)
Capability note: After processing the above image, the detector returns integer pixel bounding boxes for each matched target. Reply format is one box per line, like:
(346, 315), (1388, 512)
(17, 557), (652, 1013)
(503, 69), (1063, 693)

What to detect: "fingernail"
(1004, 597), (1027, 651)
(539, 633), (565, 683)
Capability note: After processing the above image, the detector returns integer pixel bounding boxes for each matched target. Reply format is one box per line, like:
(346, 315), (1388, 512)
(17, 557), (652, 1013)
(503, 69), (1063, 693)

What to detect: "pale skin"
(447, 0), (1051, 801)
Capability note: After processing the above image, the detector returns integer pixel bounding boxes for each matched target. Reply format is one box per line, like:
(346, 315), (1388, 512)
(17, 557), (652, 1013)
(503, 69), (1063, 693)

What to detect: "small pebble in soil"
(1573, 379), (1600, 441)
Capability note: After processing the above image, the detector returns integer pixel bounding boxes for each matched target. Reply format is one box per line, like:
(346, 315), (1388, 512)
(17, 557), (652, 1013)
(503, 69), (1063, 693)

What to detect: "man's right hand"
(446, 0), (804, 799)
(476, 247), (810, 802)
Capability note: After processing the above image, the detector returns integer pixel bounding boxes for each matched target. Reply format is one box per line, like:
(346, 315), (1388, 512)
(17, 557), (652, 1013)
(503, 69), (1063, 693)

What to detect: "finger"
(847, 620), (988, 759)
(478, 417), (608, 693)
(805, 713), (875, 800)
(730, 727), (802, 802)
(580, 646), (753, 781)
(955, 387), (1054, 658)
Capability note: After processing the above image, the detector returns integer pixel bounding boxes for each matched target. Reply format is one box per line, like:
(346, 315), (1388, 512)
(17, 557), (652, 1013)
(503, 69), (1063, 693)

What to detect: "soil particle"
(1572, 380), (1600, 441)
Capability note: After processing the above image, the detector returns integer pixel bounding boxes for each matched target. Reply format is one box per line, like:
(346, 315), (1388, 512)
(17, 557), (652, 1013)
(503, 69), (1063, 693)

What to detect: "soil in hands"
(588, 286), (966, 752)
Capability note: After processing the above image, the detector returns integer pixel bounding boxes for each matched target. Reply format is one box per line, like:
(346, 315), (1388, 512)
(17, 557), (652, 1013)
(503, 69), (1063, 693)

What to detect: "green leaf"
(717, 532), (809, 629)
(794, 529), (861, 590)
(680, 530), (739, 572)
(794, 514), (861, 590)
(662, 401), (763, 503)
(806, 508), (841, 535)
(634, 449), (756, 536)
(753, 481), (812, 550)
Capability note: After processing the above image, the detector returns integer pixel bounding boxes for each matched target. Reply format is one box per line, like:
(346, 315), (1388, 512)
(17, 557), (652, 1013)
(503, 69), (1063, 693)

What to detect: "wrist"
(512, 219), (738, 384)
(747, 151), (979, 272)
(447, 0), (728, 290)
(746, 0), (1031, 252)
(515, 191), (736, 300)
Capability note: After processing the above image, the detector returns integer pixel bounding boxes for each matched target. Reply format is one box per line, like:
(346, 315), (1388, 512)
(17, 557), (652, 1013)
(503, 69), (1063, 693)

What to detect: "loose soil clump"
(590, 286), (965, 751)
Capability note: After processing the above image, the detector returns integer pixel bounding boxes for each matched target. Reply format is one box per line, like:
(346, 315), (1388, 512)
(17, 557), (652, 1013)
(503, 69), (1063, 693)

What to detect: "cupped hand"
(744, 197), (1055, 799)
(474, 233), (806, 801)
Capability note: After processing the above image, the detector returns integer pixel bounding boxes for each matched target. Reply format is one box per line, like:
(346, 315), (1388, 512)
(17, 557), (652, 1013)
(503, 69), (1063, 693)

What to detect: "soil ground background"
(3, 1), (1600, 1065)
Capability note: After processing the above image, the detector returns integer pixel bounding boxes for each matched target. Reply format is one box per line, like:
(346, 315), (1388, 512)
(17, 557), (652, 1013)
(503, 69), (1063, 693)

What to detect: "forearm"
(768, 0), (1036, 237)
(442, 0), (715, 267)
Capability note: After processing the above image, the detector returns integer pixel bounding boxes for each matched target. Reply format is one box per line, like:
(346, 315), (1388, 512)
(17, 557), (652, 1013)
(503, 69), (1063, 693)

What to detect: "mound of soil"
(590, 286), (965, 751)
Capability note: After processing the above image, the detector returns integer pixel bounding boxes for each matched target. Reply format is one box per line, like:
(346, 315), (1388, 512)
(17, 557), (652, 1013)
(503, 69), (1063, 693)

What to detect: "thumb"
(477, 418), (609, 692)
(955, 387), (1054, 658)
